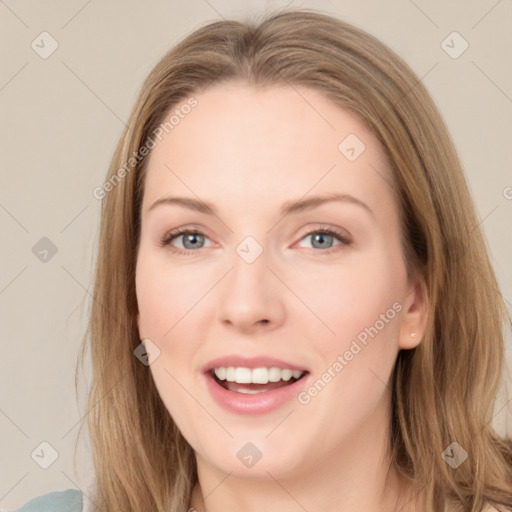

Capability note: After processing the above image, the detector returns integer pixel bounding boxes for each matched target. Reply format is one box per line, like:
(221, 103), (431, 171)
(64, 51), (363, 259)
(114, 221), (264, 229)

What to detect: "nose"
(216, 242), (285, 334)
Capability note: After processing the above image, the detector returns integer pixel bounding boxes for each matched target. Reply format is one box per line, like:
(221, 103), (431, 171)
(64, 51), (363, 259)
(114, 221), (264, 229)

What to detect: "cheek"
(301, 252), (407, 408)
(135, 249), (212, 341)
(298, 257), (405, 427)
(301, 256), (405, 343)
(136, 252), (205, 435)
(135, 251), (205, 405)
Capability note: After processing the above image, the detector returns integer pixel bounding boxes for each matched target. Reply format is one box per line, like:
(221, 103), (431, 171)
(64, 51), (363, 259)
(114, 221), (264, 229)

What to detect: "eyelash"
(158, 225), (351, 255)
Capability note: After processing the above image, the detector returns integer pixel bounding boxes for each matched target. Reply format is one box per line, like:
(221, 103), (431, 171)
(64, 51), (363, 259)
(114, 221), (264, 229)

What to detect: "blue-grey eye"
(310, 232), (335, 249)
(180, 232), (205, 250)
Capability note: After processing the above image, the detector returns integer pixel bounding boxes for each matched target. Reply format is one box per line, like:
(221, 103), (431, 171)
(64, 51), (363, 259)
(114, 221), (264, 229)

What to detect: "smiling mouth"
(210, 367), (308, 394)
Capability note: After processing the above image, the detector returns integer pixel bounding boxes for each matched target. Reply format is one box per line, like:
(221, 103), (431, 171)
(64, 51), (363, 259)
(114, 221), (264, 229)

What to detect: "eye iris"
(182, 233), (203, 249)
(312, 232), (333, 249)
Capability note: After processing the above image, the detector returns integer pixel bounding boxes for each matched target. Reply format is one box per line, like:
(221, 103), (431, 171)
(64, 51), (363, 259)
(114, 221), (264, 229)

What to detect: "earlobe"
(401, 330), (421, 350)
(398, 275), (429, 350)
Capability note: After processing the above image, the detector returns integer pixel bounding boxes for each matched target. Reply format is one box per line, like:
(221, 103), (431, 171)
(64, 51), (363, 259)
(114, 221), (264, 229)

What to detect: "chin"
(198, 439), (309, 481)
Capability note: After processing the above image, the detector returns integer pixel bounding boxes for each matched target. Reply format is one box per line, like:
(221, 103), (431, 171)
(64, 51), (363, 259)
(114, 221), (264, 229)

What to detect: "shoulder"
(1, 489), (83, 512)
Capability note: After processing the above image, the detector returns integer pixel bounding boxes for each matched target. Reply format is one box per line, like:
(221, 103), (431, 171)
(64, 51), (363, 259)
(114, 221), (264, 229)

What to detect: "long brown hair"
(77, 8), (512, 511)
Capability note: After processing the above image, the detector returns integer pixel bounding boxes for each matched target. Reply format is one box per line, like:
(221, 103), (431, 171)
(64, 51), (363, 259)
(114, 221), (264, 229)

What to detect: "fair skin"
(135, 81), (428, 512)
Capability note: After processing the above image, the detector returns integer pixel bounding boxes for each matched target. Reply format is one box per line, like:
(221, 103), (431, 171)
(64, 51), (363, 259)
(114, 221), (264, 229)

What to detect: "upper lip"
(203, 355), (309, 373)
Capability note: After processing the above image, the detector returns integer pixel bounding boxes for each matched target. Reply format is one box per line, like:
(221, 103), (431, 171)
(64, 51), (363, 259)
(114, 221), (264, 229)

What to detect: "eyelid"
(295, 223), (352, 245)
(159, 226), (214, 249)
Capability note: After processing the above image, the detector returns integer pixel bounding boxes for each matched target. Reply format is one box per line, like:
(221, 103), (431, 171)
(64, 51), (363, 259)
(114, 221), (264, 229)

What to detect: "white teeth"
(252, 367), (269, 384)
(268, 367), (281, 382)
(236, 388), (268, 394)
(235, 367), (252, 383)
(213, 366), (305, 384)
(215, 367), (227, 380)
(281, 369), (293, 381)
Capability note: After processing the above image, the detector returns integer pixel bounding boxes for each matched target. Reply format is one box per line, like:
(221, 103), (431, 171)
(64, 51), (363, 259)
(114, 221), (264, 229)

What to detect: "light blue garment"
(1, 489), (82, 512)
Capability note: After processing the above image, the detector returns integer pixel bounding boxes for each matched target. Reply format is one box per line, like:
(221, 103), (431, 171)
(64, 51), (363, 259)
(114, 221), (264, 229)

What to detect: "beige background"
(1, 0), (511, 508)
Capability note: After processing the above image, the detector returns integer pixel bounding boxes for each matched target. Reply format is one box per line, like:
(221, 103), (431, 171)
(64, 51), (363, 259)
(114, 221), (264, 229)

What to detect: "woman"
(10, 8), (512, 512)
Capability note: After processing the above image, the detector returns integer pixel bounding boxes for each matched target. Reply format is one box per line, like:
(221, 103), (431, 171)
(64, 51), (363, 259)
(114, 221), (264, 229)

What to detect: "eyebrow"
(147, 193), (374, 218)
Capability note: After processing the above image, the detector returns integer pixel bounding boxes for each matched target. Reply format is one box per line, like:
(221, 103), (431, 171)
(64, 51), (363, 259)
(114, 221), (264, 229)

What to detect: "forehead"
(141, 81), (396, 217)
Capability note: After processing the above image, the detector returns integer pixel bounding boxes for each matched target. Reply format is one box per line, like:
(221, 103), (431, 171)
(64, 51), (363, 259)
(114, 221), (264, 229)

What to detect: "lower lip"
(204, 372), (309, 415)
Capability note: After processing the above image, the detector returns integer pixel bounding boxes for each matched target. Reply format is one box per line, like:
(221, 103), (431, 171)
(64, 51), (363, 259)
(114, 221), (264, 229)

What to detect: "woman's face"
(135, 81), (425, 480)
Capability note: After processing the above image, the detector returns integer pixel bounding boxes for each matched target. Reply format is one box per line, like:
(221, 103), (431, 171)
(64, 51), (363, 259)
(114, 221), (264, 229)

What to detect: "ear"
(398, 271), (429, 350)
